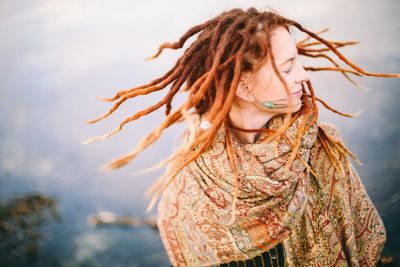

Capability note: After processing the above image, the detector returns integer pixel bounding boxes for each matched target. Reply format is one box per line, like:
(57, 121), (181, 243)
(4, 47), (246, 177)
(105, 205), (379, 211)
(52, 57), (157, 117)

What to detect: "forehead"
(270, 27), (297, 61)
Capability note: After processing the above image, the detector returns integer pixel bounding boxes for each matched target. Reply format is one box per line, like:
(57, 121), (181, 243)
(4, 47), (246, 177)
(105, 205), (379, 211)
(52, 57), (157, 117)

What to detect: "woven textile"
(157, 106), (386, 266)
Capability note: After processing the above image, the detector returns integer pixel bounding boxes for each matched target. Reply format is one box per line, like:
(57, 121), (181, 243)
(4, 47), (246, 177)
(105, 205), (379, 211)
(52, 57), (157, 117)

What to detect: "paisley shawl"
(156, 101), (386, 266)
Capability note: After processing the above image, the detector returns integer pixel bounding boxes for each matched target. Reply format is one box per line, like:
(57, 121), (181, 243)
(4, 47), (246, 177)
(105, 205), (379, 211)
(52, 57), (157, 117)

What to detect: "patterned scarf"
(157, 105), (386, 266)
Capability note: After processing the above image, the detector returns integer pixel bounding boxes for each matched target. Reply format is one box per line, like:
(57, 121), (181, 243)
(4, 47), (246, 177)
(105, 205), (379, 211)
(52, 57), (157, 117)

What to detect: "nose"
(295, 63), (310, 83)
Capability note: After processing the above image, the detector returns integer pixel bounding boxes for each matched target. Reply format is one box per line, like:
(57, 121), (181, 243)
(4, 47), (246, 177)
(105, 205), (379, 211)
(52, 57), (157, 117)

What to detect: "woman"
(84, 7), (399, 266)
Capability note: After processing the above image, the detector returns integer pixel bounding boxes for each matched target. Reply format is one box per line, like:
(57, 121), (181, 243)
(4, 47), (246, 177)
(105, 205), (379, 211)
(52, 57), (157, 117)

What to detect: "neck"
(228, 101), (274, 144)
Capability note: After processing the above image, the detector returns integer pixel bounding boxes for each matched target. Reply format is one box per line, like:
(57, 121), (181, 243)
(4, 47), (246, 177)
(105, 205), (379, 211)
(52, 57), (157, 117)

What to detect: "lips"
(292, 89), (303, 97)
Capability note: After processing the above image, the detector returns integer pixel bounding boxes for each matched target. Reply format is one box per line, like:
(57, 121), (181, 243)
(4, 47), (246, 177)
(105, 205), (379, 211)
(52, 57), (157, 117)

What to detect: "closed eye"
(283, 68), (292, 74)
(282, 57), (296, 73)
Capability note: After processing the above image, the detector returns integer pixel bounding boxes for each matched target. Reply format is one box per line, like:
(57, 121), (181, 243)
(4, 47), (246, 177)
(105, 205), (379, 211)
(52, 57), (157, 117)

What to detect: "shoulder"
(309, 121), (346, 162)
(317, 121), (344, 143)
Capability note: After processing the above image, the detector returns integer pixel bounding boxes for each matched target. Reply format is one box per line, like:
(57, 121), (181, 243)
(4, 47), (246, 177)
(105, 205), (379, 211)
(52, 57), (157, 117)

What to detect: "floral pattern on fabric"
(156, 111), (386, 267)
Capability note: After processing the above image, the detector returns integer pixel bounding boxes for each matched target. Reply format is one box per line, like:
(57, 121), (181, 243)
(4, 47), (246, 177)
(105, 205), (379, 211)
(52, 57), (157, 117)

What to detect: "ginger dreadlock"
(83, 7), (400, 214)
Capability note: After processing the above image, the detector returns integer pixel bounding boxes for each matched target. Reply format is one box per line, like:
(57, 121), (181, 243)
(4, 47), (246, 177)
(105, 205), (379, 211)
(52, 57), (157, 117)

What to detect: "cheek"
(265, 75), (290, 98)
(252, 69), (293, 101)
(281, 72), (295, 86)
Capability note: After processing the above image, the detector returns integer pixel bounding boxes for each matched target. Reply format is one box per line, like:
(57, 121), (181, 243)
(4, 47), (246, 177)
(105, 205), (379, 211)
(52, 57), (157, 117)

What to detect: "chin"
(271, 105), (301, 116)
(288, 101), (302, 113)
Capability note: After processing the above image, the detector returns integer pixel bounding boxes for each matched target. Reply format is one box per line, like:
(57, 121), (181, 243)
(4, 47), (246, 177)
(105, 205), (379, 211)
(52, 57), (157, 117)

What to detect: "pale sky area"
(0, 0), (399, 266)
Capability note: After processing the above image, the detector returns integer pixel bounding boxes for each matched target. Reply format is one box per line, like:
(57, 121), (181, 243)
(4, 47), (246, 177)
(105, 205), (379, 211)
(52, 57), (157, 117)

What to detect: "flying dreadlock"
(82, 7), (400, 213)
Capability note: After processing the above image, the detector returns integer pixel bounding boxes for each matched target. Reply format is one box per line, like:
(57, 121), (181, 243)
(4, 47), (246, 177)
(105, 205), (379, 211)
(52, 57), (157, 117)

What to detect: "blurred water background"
(0, 0), (399, 266)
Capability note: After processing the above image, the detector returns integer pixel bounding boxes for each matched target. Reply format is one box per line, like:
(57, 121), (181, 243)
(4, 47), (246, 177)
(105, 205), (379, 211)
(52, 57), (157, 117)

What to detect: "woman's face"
(237, 26), (310, 114)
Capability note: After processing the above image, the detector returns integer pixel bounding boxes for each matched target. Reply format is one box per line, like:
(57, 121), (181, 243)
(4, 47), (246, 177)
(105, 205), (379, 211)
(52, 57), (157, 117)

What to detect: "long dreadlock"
(82, 7), (400, 214)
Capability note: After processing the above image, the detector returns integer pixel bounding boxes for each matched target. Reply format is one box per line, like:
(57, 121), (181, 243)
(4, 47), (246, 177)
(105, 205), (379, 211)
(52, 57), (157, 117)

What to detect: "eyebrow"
(280, 49), (298, 67)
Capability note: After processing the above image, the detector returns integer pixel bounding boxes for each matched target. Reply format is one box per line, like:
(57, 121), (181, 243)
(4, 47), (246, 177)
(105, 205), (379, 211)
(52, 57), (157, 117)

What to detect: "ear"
(236, 78), (255, 102)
